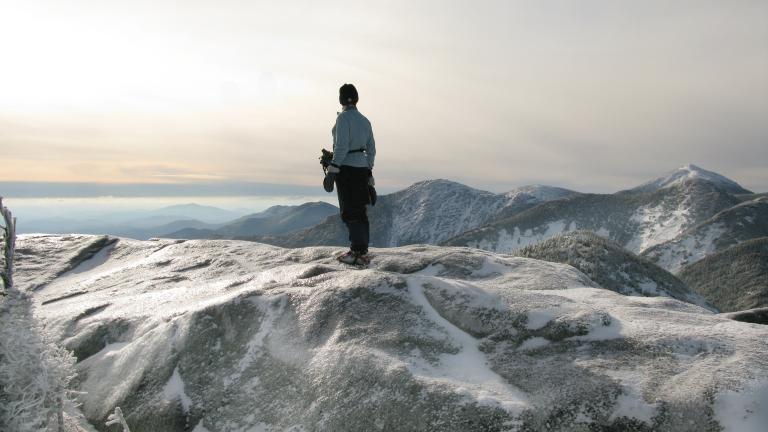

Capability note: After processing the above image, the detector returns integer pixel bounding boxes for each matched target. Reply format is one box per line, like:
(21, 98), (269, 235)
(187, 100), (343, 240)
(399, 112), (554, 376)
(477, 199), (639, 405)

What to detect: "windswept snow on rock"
(15, 234), (768, 432)
(714, 379), (768, 432)
(164, 367), (193, 413)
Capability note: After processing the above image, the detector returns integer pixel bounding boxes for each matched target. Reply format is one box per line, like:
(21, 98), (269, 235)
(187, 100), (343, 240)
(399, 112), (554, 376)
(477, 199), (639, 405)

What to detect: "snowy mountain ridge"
(385, 180), (576, 246)
(630, 164), (752, 195)
(258, 180), (577, 248)
(446, 177), (741, 255)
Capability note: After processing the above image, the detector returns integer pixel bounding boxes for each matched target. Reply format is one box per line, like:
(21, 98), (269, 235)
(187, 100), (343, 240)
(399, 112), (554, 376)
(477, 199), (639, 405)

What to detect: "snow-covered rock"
(15, 234), (768, 432)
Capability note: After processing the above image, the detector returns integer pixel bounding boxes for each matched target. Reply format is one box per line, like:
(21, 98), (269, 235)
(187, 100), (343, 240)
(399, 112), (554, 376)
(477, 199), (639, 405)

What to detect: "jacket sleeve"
(366, 126), (376, 170)
(330, 114), (349, 167)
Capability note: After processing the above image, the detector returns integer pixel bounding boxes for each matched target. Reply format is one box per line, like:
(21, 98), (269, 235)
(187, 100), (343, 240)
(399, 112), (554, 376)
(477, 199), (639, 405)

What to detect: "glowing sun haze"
(1, 0), (766, 193)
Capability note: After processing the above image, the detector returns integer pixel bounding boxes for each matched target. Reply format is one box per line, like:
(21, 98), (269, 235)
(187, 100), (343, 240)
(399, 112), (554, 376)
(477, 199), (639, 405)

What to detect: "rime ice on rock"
(15, 235), (768, 432)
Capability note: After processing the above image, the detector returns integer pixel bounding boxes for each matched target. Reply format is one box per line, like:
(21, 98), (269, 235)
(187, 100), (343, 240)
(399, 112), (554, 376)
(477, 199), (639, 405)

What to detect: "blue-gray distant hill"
(164, 202), (338, 239)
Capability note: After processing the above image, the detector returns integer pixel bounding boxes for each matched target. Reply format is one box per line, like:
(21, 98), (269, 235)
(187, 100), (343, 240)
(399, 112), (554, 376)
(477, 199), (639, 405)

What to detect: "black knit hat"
(339, 83), (358, 105)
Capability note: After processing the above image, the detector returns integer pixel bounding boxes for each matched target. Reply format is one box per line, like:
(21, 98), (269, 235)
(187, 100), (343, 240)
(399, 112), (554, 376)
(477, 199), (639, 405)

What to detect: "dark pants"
(336, 166), (370, 254)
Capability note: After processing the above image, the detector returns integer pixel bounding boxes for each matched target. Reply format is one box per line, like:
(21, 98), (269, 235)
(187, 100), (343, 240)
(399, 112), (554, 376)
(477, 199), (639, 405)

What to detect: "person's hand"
(368, 176), (375, 187)
(323, 165), (339, 192)
(323, 173), (335, 192)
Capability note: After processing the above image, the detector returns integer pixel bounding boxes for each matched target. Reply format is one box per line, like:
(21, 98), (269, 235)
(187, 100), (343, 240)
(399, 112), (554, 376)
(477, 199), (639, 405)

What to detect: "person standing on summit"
(324, 84), (376, 266)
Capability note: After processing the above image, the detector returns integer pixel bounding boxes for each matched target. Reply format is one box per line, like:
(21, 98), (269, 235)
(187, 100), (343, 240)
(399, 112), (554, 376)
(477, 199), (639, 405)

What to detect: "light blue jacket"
(331, 105), (376, 169)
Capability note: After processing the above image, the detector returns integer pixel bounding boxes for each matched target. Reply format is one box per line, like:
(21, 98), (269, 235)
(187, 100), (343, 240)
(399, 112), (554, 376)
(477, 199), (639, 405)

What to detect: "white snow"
(526, 309), (557, 330)
(632, 164), (746, 193)
(163, 366), (193, 412)
(650, 222), (727, 273)
(62, 242), (115, 276)
(626, 204), (691, 253)
(237, 297), (285, 373)
(14, 235), (768, 431)
(192, 421), (212, 432)
(714, 380), (768, 432)
(608, 386), (657, 424)
(406, 272), (530, 414)
(518, 337), (550, 351)
(474, 220), (570, 253)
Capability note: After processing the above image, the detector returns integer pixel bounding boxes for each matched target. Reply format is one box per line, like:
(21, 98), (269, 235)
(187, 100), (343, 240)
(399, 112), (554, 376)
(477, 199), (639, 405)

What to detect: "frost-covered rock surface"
(513, 231), (711, 309)
(15, 234), (768, 432)
(642, 196), (768, 273)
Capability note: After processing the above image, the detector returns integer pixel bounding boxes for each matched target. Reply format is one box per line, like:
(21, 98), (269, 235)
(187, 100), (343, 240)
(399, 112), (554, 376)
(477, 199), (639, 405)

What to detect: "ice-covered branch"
(106, 406), (132, 432)
(0, 196), (17, 290)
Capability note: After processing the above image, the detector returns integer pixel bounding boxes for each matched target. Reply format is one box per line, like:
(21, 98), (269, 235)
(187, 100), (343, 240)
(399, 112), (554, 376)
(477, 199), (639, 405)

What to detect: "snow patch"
(192, 421), (212, 432)
(406, 276), (529, 414)
(608, 388), (657, 423)
(518, 337), (550, 351)
(163, 366), (193, 412)
(526, 309), (557, 330)
(626, 205), (691, 253)
(477, 220), (570, 253)
(714, 380), (768, 432)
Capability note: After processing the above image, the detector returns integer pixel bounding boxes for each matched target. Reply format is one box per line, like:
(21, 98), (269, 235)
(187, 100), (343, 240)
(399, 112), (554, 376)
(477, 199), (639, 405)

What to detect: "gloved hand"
(323, 165), (340, 193)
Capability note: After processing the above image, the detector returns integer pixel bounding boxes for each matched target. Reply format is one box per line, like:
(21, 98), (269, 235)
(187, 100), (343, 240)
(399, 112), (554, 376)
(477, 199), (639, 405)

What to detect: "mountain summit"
(14, 234), (768, 431)
(631, 164), (752, 195)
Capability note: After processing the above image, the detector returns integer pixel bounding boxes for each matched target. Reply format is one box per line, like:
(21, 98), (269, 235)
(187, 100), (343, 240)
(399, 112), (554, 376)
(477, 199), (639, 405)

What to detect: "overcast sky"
(1, 0), (766, 194)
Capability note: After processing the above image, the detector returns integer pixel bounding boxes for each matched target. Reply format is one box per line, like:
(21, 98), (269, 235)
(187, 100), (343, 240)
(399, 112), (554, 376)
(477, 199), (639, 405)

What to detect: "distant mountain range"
(253, 181), (577, 247)
(444, 171), (742, 255)
(17, 202), (338, 241)
(164, 202), (338, 239)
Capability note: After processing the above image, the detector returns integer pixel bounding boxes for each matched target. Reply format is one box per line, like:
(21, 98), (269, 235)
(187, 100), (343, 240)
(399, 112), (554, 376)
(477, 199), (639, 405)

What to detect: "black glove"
(367, 170), (376, 205)
(368, 185), (377, 206)
(323, 173), (335, 192)
(323, 165), (340, 193)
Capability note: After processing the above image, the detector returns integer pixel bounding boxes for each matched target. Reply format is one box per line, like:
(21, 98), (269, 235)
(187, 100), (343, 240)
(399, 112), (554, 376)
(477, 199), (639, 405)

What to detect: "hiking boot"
(337, 250), (370, 266)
